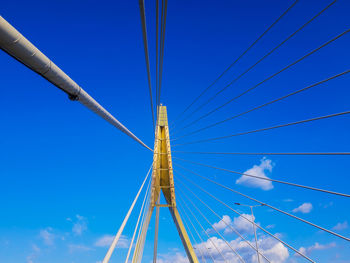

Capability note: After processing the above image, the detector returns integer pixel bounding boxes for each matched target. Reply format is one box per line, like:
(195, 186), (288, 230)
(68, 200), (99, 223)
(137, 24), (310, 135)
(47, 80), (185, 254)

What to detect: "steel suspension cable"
(173, 159), (350, 198)
(132, 178), (152, 263)
(175, 166), (350, 242)
(178, 196), (228, 263)
(172, 0), (337, 134)
(179, 201), (217, 263)
(175, 172), (315, 262)
(139, 0), (156, 130)
(0, 16), (152, 151)
(102, 165), (152, 263)
(137, 177), (151, 243)
(174, 69), (350, 140)
(132, 164), (154, 263)
(172, 110), (350, 147)
(156, 0), (159, 115)
(173, 26), (348, 134)
(173, 151), (350, 156)
(157, 0), (163, 112)
(158, 0), (168, 108)
(177, 178), (271, 263)
(124, 176), (151, 263)
(170, 0), (299, 129)
(179, 188), (246, 263)
(180, 206), (208, 263)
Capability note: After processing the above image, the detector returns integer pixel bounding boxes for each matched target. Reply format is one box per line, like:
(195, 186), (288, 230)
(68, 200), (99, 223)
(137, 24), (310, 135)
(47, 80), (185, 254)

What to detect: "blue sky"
(0, 0), (349, 262)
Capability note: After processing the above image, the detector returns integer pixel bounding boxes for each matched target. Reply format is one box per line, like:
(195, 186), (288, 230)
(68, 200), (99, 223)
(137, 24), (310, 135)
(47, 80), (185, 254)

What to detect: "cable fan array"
(1, 0), (349, 262)
(104, 0), (349, 262)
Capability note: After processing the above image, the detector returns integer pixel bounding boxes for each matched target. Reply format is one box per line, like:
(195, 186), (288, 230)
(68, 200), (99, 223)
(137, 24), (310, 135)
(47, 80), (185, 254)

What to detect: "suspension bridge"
(0, 0), (349, 262)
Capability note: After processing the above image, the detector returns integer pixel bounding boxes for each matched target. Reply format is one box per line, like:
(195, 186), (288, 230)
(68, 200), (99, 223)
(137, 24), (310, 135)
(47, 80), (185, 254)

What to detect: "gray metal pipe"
(0, 16), (151, 151)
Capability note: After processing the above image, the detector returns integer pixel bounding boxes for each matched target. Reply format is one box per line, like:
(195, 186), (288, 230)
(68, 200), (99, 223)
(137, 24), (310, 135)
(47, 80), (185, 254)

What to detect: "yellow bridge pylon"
(132, 105), (199, 263)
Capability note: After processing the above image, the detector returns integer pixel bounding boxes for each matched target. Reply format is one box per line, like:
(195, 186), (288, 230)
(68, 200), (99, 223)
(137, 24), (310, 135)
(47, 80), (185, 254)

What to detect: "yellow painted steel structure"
(132, 106), (199, 263)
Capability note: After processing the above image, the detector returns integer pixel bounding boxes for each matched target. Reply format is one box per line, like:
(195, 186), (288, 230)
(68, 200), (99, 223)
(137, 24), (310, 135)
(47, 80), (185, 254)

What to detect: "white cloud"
(194, 236), (229, 260)
(39, 228), (55, 246)
(94, 234), (129, 248)
(195, 234), (289, 263)
(332, 221), (348, 231)
(261, 241), (289, 263)
(292, 203), (313, 214)
(212, 215), (232, 232)
(236, 158), (274, 190)
(209, 214), (257, 236)
(26, 244), (41, 263)
(157, 252), (190, 263)
(72, 215), (87, 236)
(94, 235), (114, 247)
(231, 214), (256, 235)
(298, 242), (336, 256)
(33, 244), (40, 252)
(68, 244), (93, 253)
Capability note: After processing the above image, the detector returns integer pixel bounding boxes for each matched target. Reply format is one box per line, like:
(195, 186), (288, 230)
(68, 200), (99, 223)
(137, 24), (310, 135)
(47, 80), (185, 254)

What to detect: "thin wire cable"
(139, 0), (156, 130)
(174, 69), (350, 140)
(135, 177), (151, 248)
(173, 26), (348, 134)
(134, 195), (148, 257)
(178, 196), (228, 263)
(158, 0), (168, 107)
(175, 166), (350, 242)
(172, 110), (350, 147)
(102, 165), (152, 263)
(173, 151), (350, 156)
(173, 159), (350, 198)
(157, 0), (163, 111)
(177, 179), (271, 263)
(182, 209), (208, 263)
(131, 168), (153, 263)
(179, 188), (246, 263)
(179, 201), (217, 263)
(172, 0), (338, 134)
(170, 0), (299, 129)
(133, 205), (153, 263)
(124, 175), (151, 263)
(180, 204), (208, 263)
(132, 198), (150, 262)
(155, 0), (159, 119)
(250, 205), (261, 263)
(175, 172), (315, 262)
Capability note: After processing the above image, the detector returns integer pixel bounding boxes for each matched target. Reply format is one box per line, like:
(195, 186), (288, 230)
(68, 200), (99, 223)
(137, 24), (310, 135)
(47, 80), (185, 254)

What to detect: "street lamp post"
(234, 203), (264, 263)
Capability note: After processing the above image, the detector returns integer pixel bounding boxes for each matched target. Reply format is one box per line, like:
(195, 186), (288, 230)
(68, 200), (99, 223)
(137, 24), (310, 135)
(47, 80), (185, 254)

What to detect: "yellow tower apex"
(132, 105), (199, 263)
(151, 105), (176, 207)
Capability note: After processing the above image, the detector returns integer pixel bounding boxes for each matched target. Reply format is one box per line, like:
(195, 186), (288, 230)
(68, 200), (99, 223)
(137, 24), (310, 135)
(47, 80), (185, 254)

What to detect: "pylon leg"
(170, 207), (199, 263)
(153, 196), (160, 263)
